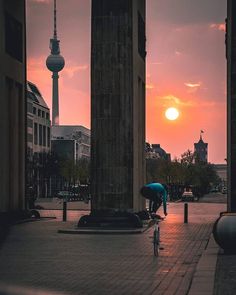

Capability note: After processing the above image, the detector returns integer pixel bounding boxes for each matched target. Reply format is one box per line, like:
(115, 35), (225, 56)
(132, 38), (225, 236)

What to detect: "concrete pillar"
(227, 0), (236, 212)
(91, 0), (146, 214)
(0, 0), (26, 214)
(52, 72), (59, 126)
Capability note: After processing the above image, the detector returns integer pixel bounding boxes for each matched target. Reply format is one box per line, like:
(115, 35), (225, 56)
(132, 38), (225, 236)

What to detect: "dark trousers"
(149, 200), (162, 213)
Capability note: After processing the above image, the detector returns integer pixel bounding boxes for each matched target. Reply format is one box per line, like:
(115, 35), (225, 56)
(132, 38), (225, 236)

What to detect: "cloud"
(159, 95), (194, 107)
(184, 82), (202, 93)
(158, 94), (217, 108)
(184, 82), (201, 88)
(63, 64), (88, 78)
(149, 62), (163, 65)
(146, 84), (155, 90)
(175, 51), (182, 56)
(210, 23), (226, 32)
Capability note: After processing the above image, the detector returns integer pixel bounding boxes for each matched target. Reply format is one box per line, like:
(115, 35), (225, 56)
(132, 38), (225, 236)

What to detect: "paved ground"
(214, 250), (236, 295)
(198, 193), (227, 204)
(0, 201), (226, 295)
(35, 198), (90, 211)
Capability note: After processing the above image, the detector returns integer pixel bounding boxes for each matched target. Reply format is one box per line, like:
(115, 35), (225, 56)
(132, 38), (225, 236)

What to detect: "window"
(42, 111), (45, 118)
(43, 125), (46, 147)
(46, 113), (49, 120)
(38, 109), (41, 117)
(39, 124), (42, 146)
(34, 123), (38, 145)
(5, 11), (23, 62)
(33, 107), (36, 115)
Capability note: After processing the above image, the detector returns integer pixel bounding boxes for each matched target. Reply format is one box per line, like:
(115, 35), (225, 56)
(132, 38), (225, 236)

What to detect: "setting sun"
(165, 107), (179, 121)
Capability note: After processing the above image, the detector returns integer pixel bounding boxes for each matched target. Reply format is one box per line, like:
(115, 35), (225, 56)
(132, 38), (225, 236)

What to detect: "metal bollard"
(63, 200), (67, 222)
(184, 203), (188, 223)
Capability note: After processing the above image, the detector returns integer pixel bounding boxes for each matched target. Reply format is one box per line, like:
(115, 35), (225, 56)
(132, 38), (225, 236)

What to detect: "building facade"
(51, 139), (78, 162)
(146, 143), (171, 160)
(51, 127), (90, 195)
(26, 81), (51, 199)
(194, 135), (208, 163)
(91, 0), (146, 213)
(214, 164), (227, 188)
(0, 0), (26, 214)
(51, 125), (90, 159)
(27, 81), (51, 155)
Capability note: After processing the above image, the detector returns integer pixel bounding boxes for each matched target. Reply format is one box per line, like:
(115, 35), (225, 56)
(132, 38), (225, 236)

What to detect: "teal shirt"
(145, 183), (167, 215)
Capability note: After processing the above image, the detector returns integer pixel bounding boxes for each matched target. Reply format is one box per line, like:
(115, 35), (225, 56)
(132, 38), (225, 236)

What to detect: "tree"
(77, 158), (90, 184)
(59, 157), (90, 187)
(146, 149), (221, 199)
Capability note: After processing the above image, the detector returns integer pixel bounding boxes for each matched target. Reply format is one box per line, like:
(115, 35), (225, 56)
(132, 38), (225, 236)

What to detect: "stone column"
(0, 0), (26, 214)
(227, 0), (236, 212)
(90, 0), (146, 214)
(212, 1), (236, 252)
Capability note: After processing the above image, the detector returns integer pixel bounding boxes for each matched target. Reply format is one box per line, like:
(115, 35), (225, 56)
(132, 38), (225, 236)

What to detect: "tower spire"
(54, 0), (57, 39)
(46, 0), (65, 126)
(200, 129), (204, 141)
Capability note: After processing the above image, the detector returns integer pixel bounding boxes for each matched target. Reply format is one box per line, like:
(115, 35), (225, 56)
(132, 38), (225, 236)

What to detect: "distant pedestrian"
(140, 182), (168, 217)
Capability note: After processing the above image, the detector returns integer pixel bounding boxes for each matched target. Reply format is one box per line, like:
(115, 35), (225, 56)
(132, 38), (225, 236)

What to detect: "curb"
(58, 220), (153, 235)
(188, 234), (219, 295)
(58, 228), (145, 234)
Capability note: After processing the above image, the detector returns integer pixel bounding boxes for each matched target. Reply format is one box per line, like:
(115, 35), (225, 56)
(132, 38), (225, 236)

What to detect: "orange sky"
(27, 0), (227, 163)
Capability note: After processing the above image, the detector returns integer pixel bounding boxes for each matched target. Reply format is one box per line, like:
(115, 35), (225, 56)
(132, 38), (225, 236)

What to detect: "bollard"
(63, 200), (67, 222)
(184, 203), (188, 223)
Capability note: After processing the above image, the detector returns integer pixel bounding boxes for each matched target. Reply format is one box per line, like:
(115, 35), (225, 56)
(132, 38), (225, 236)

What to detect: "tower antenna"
(46, 0), (65, 126)
(54, 0), (57, 39)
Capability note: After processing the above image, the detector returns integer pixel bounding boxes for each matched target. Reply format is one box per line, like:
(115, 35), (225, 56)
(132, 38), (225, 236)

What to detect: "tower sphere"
(46, 54), (65, 72)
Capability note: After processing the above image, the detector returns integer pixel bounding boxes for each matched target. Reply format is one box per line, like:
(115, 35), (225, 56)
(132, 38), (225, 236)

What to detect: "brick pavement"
(0, 203), (225, 295)
(214, 250), (236, 295)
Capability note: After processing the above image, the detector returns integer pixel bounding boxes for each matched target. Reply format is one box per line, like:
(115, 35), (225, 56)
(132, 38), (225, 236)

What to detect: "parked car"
(57, 191), (78, 201)
(181, 191), (194, 202)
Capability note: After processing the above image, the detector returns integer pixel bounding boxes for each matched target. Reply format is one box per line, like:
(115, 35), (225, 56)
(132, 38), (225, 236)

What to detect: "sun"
(165, 107), (179, 121)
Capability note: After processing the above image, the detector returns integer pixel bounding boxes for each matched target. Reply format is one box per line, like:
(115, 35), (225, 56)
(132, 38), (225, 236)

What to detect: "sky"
(26, 0), (227, 163)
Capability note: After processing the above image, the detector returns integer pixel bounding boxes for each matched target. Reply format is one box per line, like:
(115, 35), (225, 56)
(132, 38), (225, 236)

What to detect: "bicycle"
(152, 215), (164, 256)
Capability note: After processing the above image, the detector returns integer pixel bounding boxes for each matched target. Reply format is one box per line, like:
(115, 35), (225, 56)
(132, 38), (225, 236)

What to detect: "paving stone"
(0, 203), (225, 295)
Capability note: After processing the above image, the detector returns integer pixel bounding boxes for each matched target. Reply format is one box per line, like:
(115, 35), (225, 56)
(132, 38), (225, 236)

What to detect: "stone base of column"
(78, 210), (145, 229)
(213, 212), (236, 254)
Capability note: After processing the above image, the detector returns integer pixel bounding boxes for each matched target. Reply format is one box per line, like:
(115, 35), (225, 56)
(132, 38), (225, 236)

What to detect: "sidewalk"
(188, 234), (219, 295)
(0, 203), (225, 295)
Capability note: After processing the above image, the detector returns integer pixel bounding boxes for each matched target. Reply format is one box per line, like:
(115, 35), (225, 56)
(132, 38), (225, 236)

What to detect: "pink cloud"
(63, 64), (88, 79)
(146, 84), (155, 90)
(175, 50), (182, 56)
(210, 23), (226, 32)
(184, 82), (201, 88)
(158, 94), (193, 107)
(184, 82), (201, 93)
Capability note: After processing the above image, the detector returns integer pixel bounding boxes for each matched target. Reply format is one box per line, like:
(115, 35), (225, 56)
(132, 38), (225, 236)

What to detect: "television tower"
(46, 0), (65, 126)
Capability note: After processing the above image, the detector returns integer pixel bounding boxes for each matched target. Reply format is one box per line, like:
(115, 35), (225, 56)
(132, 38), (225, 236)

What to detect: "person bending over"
(140, 182), (168, 217)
